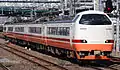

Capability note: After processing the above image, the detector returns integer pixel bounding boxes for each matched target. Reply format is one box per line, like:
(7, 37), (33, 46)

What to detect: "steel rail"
(0, 63), (11, 70)
(0, 43), (68, 70)
(0, 43), (51, 70)
(110, 56), (120, 63)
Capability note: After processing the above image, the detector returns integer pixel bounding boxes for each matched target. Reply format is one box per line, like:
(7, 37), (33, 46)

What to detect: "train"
(3, 10), (114, 61)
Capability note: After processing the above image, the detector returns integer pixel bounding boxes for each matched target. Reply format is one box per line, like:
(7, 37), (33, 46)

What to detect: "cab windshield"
(79, 14), (111, 25)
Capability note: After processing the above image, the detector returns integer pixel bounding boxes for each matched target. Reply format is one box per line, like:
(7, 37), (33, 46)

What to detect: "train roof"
(77, 10), (105, 15)
(4, 15), (74, 25)
(4, 10), (106, 25)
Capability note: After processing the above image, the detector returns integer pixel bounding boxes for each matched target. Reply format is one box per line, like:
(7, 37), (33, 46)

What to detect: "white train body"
(3, 10), (114, 60)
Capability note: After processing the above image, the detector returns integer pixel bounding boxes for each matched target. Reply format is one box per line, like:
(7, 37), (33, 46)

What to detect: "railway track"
(91, 57), (120, 70)
(1, 42), (120, 70)
(0, 43), (68, 70)
(110, 56), (120, 63)
(0, 63), (11, 70)
(78, 60), (120, 70)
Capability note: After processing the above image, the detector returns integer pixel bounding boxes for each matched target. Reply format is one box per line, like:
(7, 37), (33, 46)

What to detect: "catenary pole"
(116, 0), (119, 52)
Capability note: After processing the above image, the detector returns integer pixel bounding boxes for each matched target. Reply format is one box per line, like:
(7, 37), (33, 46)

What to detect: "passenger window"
(15, 27), (24, 32)
(4, 27), (6, 31)
(8, 27), (13, 32)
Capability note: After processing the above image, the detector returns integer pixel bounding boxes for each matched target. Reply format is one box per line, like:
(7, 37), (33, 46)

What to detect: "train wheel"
(55, 48), (61, 55)
(51, 47), (55, 54)
(36, 44), (40, 50)
(69, 51), (75, 58)
(53, 48), (58, 55)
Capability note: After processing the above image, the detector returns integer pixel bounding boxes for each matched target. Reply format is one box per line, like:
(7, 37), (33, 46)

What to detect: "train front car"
(73, 11), (114, 60)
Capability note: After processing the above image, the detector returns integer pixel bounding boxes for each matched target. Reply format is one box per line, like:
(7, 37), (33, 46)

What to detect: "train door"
(42, 23), (47, 45)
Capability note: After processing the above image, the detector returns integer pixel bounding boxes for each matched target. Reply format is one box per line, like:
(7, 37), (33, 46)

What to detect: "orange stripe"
(5, 33), (113, 51)
(4, 32), (82, 43)
(4, 33), (73, 50)
(73, 44), (113, 51)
